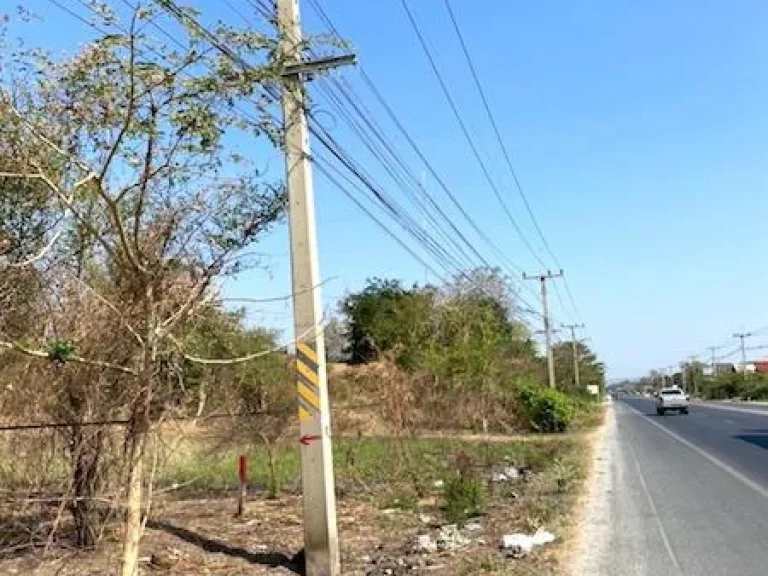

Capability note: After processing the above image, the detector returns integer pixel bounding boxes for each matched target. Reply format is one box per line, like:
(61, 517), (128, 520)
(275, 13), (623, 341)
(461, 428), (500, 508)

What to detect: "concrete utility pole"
(687, 355), (699, 397)
(708, 346), (724, 379)
(734, 332), (752, 377)
(680, 361), (688, 393)
(276, 1), (354, 574)
(562, 323), (586, 389)
(524, 270), (563, 388)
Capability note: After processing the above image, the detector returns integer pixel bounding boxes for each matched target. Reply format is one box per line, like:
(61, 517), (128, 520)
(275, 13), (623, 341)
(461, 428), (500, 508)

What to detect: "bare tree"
(0, 5), (291, 573)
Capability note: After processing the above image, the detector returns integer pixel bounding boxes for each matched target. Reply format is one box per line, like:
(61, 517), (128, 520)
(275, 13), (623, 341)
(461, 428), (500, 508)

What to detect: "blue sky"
(10, 0), (768, 379)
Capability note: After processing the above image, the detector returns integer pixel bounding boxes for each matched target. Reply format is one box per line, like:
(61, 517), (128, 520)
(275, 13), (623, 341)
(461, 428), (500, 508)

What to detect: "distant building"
(754, 361), (768, 374)
(704, 363), (736, 376)
(735, 362), (760, 373)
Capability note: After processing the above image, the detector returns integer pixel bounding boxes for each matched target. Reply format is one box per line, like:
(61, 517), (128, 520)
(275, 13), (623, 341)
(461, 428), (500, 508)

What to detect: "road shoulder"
(568, 401), (613, 576)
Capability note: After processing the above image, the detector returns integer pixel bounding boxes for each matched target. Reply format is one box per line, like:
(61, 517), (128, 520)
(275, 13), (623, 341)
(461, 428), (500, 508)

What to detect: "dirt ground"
(1, 491), (567, 576)
(0, 429), (600, 576)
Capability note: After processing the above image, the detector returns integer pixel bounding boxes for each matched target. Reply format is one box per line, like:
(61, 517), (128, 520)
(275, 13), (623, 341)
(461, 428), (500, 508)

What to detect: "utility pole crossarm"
(281, 54), (357, 79)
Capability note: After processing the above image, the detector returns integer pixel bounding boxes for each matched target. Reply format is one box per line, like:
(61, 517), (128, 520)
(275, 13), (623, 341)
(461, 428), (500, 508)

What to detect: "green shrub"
(443, 474), (484, 526)
(699, 373), (768, 400)
(443, 451), (484, 526)
(516, 382), (575, 433)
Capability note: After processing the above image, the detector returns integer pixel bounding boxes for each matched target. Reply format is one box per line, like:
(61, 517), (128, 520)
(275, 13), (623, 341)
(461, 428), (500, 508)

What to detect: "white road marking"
(694, 402), (768, 417)
(625, 402), (768, 500)
(626, 437), (683, 573)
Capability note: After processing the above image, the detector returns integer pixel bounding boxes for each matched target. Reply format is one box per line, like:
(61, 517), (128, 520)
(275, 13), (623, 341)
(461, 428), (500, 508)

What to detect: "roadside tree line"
(335, 271), (605, 433)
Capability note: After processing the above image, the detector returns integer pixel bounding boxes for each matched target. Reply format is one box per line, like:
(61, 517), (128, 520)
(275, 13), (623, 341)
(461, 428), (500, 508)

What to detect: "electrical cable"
(399, 0), (547, 269)
(46, 0), (545, 329)
(440, 0), (588, 327)
(304, 0), (546, 308)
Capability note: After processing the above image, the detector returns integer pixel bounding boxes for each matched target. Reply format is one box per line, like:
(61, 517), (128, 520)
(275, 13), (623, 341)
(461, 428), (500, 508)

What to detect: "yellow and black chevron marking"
(296, 341), (320, 422)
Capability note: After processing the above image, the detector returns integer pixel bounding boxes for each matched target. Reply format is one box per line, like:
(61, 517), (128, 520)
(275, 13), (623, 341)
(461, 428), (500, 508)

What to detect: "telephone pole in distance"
(687, 355), (699, 397)
(708, 345), (724, 379)
(524, 269), (563, 388)
(562, 323), (586, 389)
(733, 332), (753, 378)
(277, 0), (354, 573)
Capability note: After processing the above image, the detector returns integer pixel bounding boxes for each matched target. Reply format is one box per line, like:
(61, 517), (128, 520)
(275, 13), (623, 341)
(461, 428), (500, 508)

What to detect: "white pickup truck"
(656, 387), (689, 415)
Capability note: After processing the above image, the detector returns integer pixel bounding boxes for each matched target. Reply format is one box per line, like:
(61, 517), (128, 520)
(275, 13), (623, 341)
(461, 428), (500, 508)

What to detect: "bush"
(699, 373), (768, 400)
(444, 474), (484, 526)
(443, 452), (484, 526)
(516, 382), (575, 433)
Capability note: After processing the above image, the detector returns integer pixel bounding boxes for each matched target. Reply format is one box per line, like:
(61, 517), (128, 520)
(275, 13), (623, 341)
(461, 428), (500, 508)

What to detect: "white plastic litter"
(503, 466), (520, 481)
(414, 534), (437, 553)
(500, 529), (556, 558)
(499, 534), (534, 558)
(531, 528), (556, 546)
(489, 471), (508, 483)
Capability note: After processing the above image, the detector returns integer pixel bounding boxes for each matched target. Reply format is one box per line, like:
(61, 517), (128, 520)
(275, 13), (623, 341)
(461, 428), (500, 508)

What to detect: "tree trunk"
(267, 446), (278, 499)
(195, 380), (207, 420)
(258, 433), (279, 500)
(70, 427), (102, 548)
(121, 431), (146, 576)
(64, 378), (103, 549)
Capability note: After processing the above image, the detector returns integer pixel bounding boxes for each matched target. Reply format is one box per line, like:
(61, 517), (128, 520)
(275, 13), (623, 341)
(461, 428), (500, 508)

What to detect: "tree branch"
(7, 229), (64, 268)
(0, 341), (138, 376)
(99, 12), (139, 181)
(0, 93), (93, 176)
(168, 321), (325, 366)
(131, 92), (158, 259)
(68, 273), (145, 347)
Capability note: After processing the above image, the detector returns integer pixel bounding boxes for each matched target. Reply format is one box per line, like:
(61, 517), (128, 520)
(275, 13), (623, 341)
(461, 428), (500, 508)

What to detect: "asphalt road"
(578, 397), (768, 575)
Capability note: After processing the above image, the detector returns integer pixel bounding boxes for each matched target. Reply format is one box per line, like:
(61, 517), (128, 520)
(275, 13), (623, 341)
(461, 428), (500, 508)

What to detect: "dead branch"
(67, 273), (144, 346)
(0, 93), (93, 176)
(167, 321), (323, 365)
(7, 229), (64, 268)
(0, 341), (138, 376)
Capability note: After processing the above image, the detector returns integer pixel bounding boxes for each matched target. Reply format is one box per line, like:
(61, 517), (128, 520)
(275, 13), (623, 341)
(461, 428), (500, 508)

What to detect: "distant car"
(656, 387), (689, 415)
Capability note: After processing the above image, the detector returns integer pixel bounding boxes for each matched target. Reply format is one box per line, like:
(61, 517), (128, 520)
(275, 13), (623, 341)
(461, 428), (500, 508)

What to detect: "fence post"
(237, 455), (247, 518)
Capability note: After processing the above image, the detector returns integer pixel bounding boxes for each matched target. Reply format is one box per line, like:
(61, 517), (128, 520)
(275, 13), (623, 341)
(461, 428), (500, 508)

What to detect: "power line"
(439, 0), (588, 326)
(312, 159), (446, 284)
(442, 0), (552, 262)
(152, 0), (482, 282)
(399, 0), (547, 269)
(304, 0), (545, 309)
(313, 81), (479, 270)
(64, 0), (474, 284)
(46, 0), (544, 328)
(311, 83), (478, 271)
(226, 0), (546, 319)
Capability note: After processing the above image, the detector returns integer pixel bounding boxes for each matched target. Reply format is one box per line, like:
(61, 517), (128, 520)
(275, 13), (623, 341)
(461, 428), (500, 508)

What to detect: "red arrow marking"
(299, 434), (321, 446)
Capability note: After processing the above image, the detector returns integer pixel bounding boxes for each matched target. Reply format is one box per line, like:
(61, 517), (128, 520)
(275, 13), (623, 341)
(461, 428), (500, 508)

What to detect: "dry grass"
(0, 429), (598, 575)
